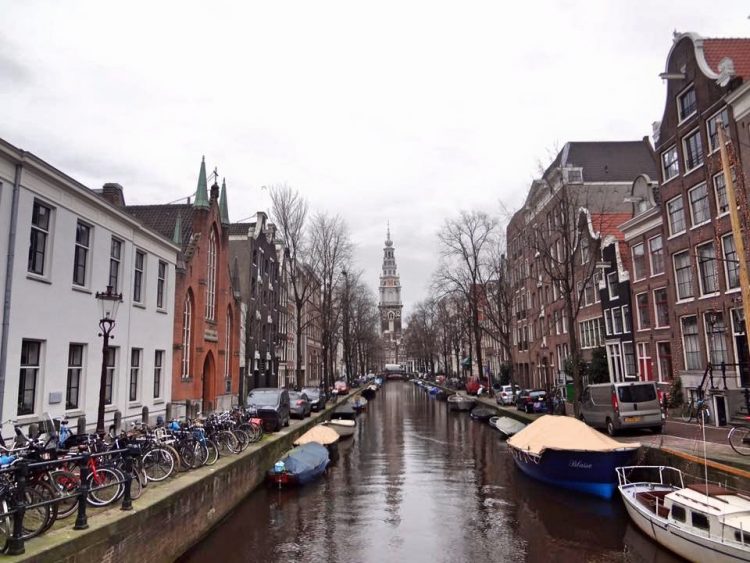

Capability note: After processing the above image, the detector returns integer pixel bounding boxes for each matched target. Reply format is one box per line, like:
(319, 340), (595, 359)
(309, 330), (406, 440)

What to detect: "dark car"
(246, 388), (291, 432)
(302, 387), (327, 412)
(289, 391), (312, 419)
(516, 389), (548, 414)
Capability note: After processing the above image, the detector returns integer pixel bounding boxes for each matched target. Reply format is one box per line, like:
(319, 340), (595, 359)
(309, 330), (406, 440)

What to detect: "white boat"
(489, 416), (526, 438)
(616, 465), (750, 562)
(323, 419), (356, 439)
(447, 393), (476, 412)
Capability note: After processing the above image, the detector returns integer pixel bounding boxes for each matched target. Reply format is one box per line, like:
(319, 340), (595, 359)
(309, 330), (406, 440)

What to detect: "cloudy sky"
(2, 2), (749, 313)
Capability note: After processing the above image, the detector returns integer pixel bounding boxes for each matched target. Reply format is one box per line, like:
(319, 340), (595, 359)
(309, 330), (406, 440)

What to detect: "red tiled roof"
(590, 212), (632, 241)
(703, 38), (750, 80)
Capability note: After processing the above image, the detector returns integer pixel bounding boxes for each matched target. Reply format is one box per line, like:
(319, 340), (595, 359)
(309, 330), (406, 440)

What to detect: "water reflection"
(180, 382), (682, 563)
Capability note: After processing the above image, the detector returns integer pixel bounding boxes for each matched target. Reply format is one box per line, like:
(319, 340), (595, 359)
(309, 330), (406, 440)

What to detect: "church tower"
(378, 225), (403, 364)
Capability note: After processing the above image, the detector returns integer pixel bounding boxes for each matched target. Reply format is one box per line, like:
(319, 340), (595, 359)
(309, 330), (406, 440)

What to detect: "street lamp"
(95, 285), (122, 436)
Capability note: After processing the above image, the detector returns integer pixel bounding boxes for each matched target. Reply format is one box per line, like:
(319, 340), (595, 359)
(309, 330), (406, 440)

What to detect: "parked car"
(496, 385), (520, 406)
(289, 391), (312, 419)
(334, 380), (349, 395)
(302, 387), (327, 411)
(246, 388), (291, 432)
(516, 389), (547, 413)
(465, 376), (489, 395)
(579, 381), (663, 435)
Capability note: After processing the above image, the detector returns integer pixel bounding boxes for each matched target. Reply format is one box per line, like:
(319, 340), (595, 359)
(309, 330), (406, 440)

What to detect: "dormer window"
(678, 86), (697, 122)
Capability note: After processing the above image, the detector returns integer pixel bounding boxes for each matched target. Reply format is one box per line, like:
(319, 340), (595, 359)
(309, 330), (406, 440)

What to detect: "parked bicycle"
(728, 417), (750, 456)
(680, 396), (711, 425)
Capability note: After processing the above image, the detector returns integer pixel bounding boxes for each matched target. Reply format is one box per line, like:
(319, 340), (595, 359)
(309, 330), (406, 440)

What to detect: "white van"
(579, 381), (663, 436)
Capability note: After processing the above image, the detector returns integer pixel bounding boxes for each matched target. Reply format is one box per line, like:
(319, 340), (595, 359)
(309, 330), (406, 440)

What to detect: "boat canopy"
(507, 415), (640, 455)
(278, 443), (329, 474)
(294, 426), (340, 446)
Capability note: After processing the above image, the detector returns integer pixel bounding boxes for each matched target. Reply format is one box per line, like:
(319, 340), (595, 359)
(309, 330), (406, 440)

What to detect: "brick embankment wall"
(9, 392), (361, 563)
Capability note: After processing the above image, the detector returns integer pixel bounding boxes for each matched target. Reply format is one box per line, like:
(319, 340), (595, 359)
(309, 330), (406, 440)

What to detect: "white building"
(0, 138), (179, 433)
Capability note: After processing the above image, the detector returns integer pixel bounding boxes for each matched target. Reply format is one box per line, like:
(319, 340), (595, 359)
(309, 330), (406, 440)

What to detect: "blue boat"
(507, 415), (639, 499)
(267, 442), (330, 487)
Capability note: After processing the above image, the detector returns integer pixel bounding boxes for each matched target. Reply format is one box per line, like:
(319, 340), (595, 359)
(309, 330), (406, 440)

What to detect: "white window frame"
(680, 315), (702, 371)
(688, 182), (711, 227)
(181, 295), (192, 379)
(696, 241), (719, 296)
(607, 272), (618, 300)
(656, 341), (672, 383)
(153, 350), (164, 400)
(661, 145), (679, 182)
(673, 250), (694, 301)
(682, 128), (704, 174)
(677, 84), (697, 123)
(648, 235), (665, 276)
(722, 234), (740, 291)
(28, 200), (54, 278)
(19, 339), (42, 416)
(133, 249), (146, 304)
(704, 312), (729, 366)
(129, 348), (141, 403)
(637, 342), (651, 381)
(636, 292), (650, 330)
(109, 238), (122, 292)
(157, 261), (168, 311)
(72, 220), (92, 288)
(706, 106), (729, 153)
(66, 343), (85, 411)
(632, 242), (647, 281)
(206, 230), (217, 321)
(667, 196), (686, 236)
(653, 287), (670, 328)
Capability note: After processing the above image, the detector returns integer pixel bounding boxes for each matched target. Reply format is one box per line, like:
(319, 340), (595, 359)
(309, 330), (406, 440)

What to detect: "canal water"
(180, 381), (681, 563)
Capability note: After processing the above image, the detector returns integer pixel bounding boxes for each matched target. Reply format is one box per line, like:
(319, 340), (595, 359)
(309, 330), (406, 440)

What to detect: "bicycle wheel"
(233, 429), (249, 452)
(700, 406), (711, 426)
(193, 442), (209, 467)
(0, 500), (9, 552)
(142, 448), (175, 482)
(680, 402), (693, 422)
(218, 431), (240, 455)
(20, 488), (51, 539)
(49, 470), (80, 519)
(87, 467), (123, 506)
(729, 426), (750, 456)
(204, 439), (219, 466)
(31, 480), (59, 534)
(177, 443), (198, 470)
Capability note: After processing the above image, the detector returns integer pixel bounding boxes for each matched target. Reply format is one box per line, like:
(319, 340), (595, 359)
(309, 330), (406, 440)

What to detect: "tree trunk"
(295, 304), (304, 388)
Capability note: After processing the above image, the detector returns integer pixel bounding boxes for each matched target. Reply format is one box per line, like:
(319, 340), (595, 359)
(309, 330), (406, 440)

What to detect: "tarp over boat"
(294, 425), (340, 446)
(507, 415), (639, 455)
(278, 443), (329, 475)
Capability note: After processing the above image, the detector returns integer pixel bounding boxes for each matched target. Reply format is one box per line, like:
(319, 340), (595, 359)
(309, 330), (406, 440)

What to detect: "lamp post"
(95, 285), (122, 437)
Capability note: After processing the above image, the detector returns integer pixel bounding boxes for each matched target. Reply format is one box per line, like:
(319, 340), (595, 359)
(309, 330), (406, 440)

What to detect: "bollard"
(141, 406), (149, 425)
(74, 453), (90, 530)
(121, 448), (134, 511)
(6, 460), (28, 555)
(77, 415), (87, 436)
(165, 402), (173, 422)
(113, 410), (122, 434)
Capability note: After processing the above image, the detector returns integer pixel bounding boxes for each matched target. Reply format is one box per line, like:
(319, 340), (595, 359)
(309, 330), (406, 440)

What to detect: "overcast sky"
(2, 2), (749, 313)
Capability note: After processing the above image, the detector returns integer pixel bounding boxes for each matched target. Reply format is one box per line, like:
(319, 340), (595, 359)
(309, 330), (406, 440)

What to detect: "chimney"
(101, 183), (125, 207)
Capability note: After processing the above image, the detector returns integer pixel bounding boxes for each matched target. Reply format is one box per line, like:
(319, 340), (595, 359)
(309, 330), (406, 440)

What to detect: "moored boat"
(616, 465), (750, 562)
(507, 415), (639, 499)
(267, 442), (329, 487)
(332, 403), (357, 420)
(294, 425), (341, 463)
(349, 397), (368, 413)
(470, 407), (495, 422)
(323, 418), (356, 439)
(447, 393), (476, 412)
(489, 416), (526, 438)
(362, 385), (377, 400)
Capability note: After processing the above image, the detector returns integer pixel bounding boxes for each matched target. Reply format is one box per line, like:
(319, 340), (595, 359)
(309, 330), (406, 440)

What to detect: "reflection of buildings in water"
(622, 522), (684, 563)
(382, 383), (406, 523)
(514, 469), (625, 561)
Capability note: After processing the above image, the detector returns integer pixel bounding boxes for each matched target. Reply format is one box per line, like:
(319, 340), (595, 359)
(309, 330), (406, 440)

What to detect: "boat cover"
(507, 415), (639, 455)
(294, 425), (340, 446)
(279, 443), (329, 475)
(491, 416), (527, 436)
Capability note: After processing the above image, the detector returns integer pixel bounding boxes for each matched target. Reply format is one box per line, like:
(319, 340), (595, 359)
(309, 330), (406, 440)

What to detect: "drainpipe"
(0, 159), (24, 423)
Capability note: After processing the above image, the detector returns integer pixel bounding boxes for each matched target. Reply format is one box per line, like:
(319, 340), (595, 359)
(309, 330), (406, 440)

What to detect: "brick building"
(127, 158), (240, 415)
(652, 33), (750, 417)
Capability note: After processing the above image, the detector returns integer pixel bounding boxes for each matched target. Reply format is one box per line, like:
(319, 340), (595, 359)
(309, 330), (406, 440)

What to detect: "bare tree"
(435, 210), (498, 389)
(268, 185), (316, 387)
(309, 212), (352, 387)
(403, 299), (439, 374)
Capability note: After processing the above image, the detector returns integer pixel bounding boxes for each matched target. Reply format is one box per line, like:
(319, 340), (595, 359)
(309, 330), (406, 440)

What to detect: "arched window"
(206, 228), (217, 321)
(224, 308), (232, 380)
(181, 293), (193, 378)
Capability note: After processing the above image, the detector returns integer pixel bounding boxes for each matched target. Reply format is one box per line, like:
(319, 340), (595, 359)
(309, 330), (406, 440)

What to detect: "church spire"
(194, 156), (209, 209)
(219, 178), (230, 225)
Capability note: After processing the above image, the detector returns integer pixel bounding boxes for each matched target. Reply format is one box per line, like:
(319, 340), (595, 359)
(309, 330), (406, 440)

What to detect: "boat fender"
(274, 461), (285, 473)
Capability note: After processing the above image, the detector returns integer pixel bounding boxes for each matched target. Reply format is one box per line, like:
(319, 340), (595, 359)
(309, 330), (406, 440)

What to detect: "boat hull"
(510, 446), (637, 499)
(448, 396), (476, 412)
(266, 443), (329, 487)
(620, 485), (750, 563)
(325, 420), (356, 438)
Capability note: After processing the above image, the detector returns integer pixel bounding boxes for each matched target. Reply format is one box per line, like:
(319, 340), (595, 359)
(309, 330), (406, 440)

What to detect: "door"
(202, 353), (215, 413)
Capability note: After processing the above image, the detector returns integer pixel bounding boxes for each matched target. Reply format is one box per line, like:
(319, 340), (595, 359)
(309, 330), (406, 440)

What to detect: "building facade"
(127, 159), (240, 415)
(0, 138), (179, 433)
(378, 226), (403, 365)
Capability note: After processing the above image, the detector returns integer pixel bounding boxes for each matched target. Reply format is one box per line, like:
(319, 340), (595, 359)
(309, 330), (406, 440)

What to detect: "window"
(181, 295), (192, 379)
(667, 197), (686, 236)
(636, 293), (650, 329)
(683, 129), (704, 172)
(206, 230), (217, 321)
(692, 512), (710, 531)
(604, 312), (612, 336)
(583, 281), (595, 306)
(678, 87), (697, 121)
(623, 342), (636, 377)
(723, 234), (740, 290)
(153, 350), (163, 399)
(661, 146), (679, 181)
(632, 243), (647, 280)
(688, 183), (710, 226)
(654, 288), (669, 328)
(657, 342), (672, 382)
(580, 236), (590, 264)
(707, 107), (729, 152)
(673, 251), (694, 300)
(73, 221), (91, 286)
(714, 172), (729, 216)
(672, 505), (686, 522)
(681, 316), (702, 370)
(66, 344), (83, 410)
(645, 236), (664, 277)
(696, 242), (719, 295)
(608, 343), (624, 382)
(637, 343), (652, 381)
(623, 305), (632, 333)
(705, 313), (729, 365)
(109, 238), (122, 291)
(28, 201), (52, 275)
(129, 348), (141, 401)
(225, 312), (232, 379)
(607, 272), (618, 300)
(593, 271), (602, 303)
(105, 348), (116, 405)
(18, 340), (41, 415)
(157, 261), (167, 309)
(133, 250), (145, 303)
(612, 306), (624, 335)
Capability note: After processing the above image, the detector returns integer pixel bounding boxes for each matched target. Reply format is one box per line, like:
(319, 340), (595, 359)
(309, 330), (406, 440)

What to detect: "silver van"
(579, 381), (663, 435)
